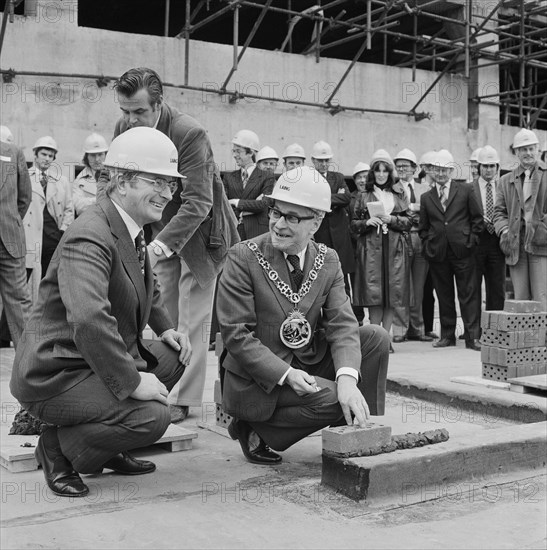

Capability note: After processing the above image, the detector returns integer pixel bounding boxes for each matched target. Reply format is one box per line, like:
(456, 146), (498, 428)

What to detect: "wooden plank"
(507, 374), (547, 390)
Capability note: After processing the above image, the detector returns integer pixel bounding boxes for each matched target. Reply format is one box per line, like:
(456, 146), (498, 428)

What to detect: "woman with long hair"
(351, 150), (411, 349)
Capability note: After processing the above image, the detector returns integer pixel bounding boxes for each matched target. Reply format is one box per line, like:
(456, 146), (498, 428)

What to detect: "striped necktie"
(241, 168), (249, 188)
(439, 185), (448, 211)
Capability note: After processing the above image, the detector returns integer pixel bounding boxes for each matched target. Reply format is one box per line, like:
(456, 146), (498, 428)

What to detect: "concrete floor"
(1, 337), (546, 549)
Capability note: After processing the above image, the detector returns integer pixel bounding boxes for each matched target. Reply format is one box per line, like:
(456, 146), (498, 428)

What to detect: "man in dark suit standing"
(217, 167), (389, 464)
(470, 146), (505, 316)
(223, 129), (275, 240)
(310, 140), (355, 295)
(113, 68), (239, 424)
(419, 149), (484, 351)
(0, 138), (32, 349)
(11, 128), (190, 497)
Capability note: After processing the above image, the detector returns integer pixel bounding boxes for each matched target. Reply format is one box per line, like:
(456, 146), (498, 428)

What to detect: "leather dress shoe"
(432, 337), (456, 348)
(169, 404), (189, 423)
(35, 427), (89, 497)
(228, 419), (282, 465)
(465, 339), (481, 351)
(407, 334), (434, 342)
(458, 334), (466, 340)
(101, 452), (156, 475)
(425, 331), (439, 339)
(392, 336), (406, 343)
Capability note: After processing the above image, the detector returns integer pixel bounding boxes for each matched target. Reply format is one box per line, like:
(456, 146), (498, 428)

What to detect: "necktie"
(241, 169), (249, 189)
(286, 254), (303, 290)
(439, 186), (447, 211)
(135, 230), (146, 274)
(523, 169), (532, 203)
(408, 183), (416, 204)
(40, 170), (48, 190)
(485, 181), (495, 234)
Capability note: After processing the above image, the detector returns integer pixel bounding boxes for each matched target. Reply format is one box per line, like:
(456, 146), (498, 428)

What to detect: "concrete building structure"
(1, 0), (546, 182)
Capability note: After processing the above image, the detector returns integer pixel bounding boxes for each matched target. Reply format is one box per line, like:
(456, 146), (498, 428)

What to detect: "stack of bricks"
(481, 300), (547, 382)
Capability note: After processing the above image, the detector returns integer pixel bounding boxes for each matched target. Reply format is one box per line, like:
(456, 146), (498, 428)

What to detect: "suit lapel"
(430, 186), (444, 213)
(241, 169), (260, 199)
(100, 199), (148, 325)
(444, 181), (458, 211)
(473, 181), (484, 215)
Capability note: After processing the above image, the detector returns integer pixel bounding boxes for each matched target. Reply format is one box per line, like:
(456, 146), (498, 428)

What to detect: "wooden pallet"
(507, 374), (547, 394)
(0, 423), (198, 474)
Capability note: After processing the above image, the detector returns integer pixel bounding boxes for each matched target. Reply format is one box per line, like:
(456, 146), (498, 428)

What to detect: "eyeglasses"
(268, 207), (315, 225)
(136, 175), (178, 194)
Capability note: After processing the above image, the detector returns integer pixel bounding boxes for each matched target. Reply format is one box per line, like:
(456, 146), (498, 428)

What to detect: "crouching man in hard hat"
(494, 128), (547, 310)
(217, 167), (389, 464)
(10, 128), (191, 497)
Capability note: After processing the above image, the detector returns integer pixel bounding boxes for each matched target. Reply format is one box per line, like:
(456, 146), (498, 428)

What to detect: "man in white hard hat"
(0, 129), (32, 349)
(419, 149), (484, 351)
(468, 148), (482, 184)
(223, 130), (275, 240)
(29, 136), (74, 276)
(494, 128), (547, 309)
(470, 146), (505, 316)
(72, 133), (109, 216)
(310, 140), (355, 295)
(113, 68), (239, 424)
(217, 166), (389, 463)
(282, 143), (306, 171)
(256, 146), (279, 174)
(11, 127), (191, 498)
(392, 149), (434, 343)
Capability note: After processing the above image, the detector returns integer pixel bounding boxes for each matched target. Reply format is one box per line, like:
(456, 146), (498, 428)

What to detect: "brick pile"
(481, 300), (547, 382)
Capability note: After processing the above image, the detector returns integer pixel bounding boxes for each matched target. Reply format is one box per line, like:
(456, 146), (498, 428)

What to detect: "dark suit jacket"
(10, 198), (174, 403)
(217, 233), (360, 422)
(419, 180), (484, 261)
(0, 142), (32, 258)
(223, 167), (275, 239)
(313, 171), (355, 274)
(114, 102), (239, 287)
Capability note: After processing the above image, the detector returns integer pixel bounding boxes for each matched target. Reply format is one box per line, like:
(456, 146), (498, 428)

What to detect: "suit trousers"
(475, 231), (506, 312)
(21, 340), (184, 474)
(155, 254), (215, 407)
(393, 232), (429, 337)
(0, 240), (32, 349)
(249, 324), (390, 452)
(510, 242), (547, 311)
(428, 248), (480, 340)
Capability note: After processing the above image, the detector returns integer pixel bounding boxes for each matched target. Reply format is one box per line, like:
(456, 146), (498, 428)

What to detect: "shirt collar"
(436, 180), (451, 193)
(111, 200), (142, 241)
(283, 246), (307, 269)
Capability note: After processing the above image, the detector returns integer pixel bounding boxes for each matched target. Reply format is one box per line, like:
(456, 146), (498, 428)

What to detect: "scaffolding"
(1, 0), (546, 129)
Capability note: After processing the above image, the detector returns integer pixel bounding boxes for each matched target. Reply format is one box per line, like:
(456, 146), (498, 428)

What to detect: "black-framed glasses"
(136, 175), (178, 194)
(268, 207), (315, 225)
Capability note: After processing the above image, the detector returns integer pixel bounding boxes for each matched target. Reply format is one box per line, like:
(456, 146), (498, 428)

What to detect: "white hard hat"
(0, 125), (14, 144)
(104, 127), (184, 179)
(311, 140), (333, 159)
(256, 146), (279, 162)
(83, 133), (108, 154)
(265, 166), (331, 212)
(370, 149), (394, 170)
(512, 128), (539, 149)
(477, 145), (500, 165)
(352, 162), (370, 177)
(33, 136), (58, 153)
(394, 148), (417, 165)
(419, 151), (436, 166)
(232, 129), (260, 152)
(282, 143), (306, 159)
(469, 148), (482, 162)
(432, 149), (455, 168)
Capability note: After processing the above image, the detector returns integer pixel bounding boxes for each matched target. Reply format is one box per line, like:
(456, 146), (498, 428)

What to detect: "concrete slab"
(322, 421), (547, 504)
(450, 375), (510, 391)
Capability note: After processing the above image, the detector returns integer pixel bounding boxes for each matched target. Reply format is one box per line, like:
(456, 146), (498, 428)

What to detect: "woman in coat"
(350, 150), (411, 345)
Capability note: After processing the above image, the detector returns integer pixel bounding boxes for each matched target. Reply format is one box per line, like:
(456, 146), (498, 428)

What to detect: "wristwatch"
(152, 244), (163, 257)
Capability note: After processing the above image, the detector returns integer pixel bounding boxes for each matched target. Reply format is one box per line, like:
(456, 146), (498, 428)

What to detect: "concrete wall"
(1, 5), (545, 181)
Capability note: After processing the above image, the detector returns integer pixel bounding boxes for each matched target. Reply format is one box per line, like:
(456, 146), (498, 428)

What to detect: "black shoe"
(392, 336), (406, 343)
(35, 427), (89, 497)
(465, 339), (481, 351)
(432, 337), (456, 348)
(101, 452), (156, 475)
(425, 331), (439, 339)
(228, 419), (282, 465)
(458, 334), (466, 340)
(407, 334), (434, 342)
